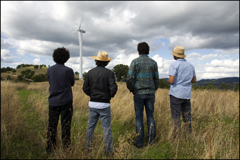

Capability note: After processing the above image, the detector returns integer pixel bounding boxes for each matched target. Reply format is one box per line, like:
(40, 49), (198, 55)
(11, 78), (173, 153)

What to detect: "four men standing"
(46, 44), (196, 155)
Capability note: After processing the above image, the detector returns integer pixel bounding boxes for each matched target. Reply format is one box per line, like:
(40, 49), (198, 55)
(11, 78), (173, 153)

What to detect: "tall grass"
(1, 80), (239, 159)
(1, 81), (23, 158)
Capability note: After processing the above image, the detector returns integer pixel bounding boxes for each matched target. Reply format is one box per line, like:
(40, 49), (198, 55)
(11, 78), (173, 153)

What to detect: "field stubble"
(1, 80), (239, 159)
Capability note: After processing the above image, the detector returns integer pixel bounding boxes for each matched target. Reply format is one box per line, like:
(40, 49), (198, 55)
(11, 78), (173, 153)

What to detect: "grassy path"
(16, 89), (48, 159)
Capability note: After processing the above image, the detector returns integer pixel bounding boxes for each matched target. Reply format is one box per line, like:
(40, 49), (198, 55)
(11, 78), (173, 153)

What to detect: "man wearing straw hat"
(168, 46), (196, 139)
(83, 51), (118, 156)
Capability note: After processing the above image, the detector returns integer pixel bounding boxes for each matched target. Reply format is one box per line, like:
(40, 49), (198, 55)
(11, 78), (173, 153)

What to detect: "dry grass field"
(1, 80), (239, 159)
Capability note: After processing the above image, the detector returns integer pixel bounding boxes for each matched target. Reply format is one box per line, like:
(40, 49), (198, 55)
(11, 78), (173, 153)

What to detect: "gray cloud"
(1, 1), (239, 61)
(1, 38), (12, 49)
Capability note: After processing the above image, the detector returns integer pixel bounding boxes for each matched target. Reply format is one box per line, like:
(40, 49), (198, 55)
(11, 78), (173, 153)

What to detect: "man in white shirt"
(168, 46), (196, 139)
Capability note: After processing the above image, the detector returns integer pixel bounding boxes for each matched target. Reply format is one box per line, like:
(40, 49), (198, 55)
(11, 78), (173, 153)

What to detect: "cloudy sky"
(1, 1), (239, 80)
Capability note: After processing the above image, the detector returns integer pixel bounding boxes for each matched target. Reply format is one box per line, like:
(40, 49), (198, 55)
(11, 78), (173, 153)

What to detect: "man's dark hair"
(137, 42), (150, 55)
(95, 60), (110, 67)
(53, 47), (70, 64)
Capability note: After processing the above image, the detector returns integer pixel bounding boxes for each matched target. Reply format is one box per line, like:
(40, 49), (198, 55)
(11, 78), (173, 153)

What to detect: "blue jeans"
(85, 107), (113, 153)
(134, 93), (156, 147)
(170, 95), (192, 138)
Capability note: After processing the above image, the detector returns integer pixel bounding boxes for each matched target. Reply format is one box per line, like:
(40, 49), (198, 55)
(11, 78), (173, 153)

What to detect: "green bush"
(17, 75), (24, 81)
(159, 79), (170, 89)
(31, 74), (48, 82)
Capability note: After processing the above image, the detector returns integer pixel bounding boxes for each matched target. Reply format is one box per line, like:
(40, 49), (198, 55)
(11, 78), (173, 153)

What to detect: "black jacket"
(82, 66), (118, 103)
(47, 63), (75, 106)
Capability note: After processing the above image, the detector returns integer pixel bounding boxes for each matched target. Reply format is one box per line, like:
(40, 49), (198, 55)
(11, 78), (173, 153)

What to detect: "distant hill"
(196, 77), (239, 83)
(1, 66), (79, 81)
(194, 77), (239, 89)
(1, 66), (48, 81)
(16, 66), (48, 75)
(160, 77), (239, 89)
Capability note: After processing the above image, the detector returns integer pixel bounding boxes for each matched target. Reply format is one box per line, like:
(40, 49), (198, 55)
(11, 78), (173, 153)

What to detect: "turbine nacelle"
(77, 29), (86, 33)
(72, 29), (86, 33)
(72, 15), (86, 33)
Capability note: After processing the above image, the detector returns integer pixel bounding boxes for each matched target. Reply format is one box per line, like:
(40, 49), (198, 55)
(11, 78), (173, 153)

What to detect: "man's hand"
(191, 76), (197, 83)
(168, 75), (175, 84)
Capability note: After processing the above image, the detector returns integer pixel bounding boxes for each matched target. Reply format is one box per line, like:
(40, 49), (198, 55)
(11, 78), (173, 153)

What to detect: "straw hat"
(92, 51), (112, 61)
(171, 46), (186, 58)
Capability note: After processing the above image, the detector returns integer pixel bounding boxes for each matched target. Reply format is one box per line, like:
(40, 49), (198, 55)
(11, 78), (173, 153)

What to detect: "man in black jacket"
(83, 51), (118, 156)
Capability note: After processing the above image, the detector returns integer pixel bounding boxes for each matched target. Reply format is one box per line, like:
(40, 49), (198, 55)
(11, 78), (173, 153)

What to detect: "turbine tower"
(73, 16), (85, 79)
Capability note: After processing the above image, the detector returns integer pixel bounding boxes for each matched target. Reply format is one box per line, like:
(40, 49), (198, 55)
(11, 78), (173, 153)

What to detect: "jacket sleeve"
(47, 68), (50, 84)
(109, 71), (118, 98)
(82, 73), (91, 96)
(126, 61), (135, 92)
(70, 69), (75, 86)
(154, 62), (159, 90)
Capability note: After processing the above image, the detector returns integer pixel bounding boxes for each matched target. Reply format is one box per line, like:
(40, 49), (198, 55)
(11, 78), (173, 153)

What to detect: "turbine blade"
(79, 13), (85, 29)
(72, 30), (78, 33)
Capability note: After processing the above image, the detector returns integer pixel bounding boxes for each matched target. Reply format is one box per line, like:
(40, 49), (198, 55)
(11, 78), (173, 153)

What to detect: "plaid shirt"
(126, 54), (159, 94)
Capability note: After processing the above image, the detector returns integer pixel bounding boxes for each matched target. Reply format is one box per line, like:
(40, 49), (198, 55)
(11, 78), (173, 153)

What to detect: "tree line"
(1, 64), (239, 91)
(1, 67), (16, 73)
(1, 64), (48, 73)
(192, 82), (239, 91)
(16, 64), (47, 69)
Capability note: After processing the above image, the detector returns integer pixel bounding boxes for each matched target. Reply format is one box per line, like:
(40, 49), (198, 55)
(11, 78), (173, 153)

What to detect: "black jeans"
(46, 100), (73, 152)
(170, 95), (192, 138)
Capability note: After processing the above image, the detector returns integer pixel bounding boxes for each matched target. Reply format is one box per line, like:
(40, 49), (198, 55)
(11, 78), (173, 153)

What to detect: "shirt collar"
(97, 65), (105, 68)
(140, 54), (149, 57)
(56, 63), (64, 65)
(177, 58), (186, 61)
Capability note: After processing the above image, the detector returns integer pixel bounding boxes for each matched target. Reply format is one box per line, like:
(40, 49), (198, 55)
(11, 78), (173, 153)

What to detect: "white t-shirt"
(88, 101), (110, 109)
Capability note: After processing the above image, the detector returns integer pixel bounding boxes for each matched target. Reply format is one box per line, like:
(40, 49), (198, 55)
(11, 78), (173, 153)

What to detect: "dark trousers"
(170, 95), (192, 138)
(46, 100), (73, 152)
(134, 93), (156, 147)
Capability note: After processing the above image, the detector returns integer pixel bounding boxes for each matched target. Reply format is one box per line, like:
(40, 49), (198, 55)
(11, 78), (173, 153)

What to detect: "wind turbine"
(73, 16), (86, 79)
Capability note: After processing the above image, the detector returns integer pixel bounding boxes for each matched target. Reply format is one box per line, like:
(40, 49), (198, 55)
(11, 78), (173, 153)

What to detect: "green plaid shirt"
(126, 54), (159, 94)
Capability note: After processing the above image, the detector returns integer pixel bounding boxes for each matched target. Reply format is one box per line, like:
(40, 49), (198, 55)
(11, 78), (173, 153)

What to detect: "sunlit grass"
(1, 80), (239, 159)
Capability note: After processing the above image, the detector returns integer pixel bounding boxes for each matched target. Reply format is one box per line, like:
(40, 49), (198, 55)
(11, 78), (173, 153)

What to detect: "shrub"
(17, 75), (24, 81)
(159, 79), (170, 89)
(31, 74), (48, 82)
(6, 75), (11, 80)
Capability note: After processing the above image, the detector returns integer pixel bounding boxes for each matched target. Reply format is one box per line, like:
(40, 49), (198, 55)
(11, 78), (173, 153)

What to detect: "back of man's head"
(137, 42), (149, 55)
(53, 47), (70, 64)
(95, 60), (109, 67)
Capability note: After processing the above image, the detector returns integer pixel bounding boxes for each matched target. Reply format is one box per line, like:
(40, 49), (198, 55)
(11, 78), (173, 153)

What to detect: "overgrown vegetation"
(1, 65), (48, 82)
(1, 81), (239, 159)
(193, 82), (239, 91)
(112, 64), (129, 82)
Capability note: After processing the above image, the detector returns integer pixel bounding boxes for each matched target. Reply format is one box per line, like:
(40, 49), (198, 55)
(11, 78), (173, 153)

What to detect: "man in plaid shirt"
(126, 42), (159, 148)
